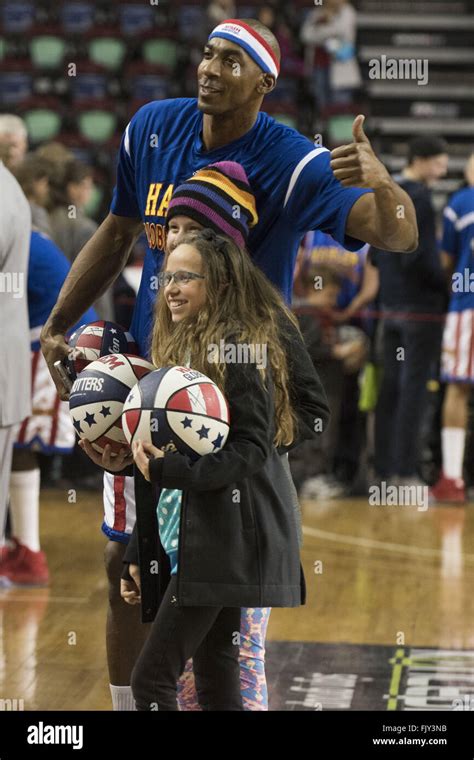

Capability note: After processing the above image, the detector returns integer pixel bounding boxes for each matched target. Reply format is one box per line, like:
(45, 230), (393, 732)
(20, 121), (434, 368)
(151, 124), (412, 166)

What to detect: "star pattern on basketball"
(100, 406), (112, 418)
(180, 416), (193, 429)
(84, 411), (96, 427)
(197, 425), (210, 439)
(212, 432), (224, 451)
(72, 418), (83, 434)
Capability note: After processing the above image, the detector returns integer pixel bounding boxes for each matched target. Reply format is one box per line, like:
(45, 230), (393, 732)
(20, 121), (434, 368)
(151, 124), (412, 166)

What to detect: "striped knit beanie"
(166, 161), (258, 248)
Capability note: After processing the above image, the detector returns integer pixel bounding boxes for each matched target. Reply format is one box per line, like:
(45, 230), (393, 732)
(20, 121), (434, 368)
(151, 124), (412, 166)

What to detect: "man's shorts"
(102, 472), (136, 543)
(15, 349), (75, 454)
(441, 309), (474, 383)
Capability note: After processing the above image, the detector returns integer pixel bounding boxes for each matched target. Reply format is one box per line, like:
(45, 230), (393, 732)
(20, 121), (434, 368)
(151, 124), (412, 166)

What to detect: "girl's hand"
(79, 439), (133, 472)
(121, 564), (141, 605)
(132, 439), (164, 482)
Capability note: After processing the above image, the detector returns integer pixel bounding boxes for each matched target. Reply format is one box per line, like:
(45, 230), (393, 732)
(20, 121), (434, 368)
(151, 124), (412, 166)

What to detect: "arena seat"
(23, 108), (62, 143)
(60, 3), (96, 34)
(87, 37), (127, 72)
(128, 73), (171, 102)
(328, 114), (357, 145)
(177, 5), (207, 40)
(1, 1), (35, 34)
(0, 72), (33, 105)
(71, 72), (109, 103)
(29, 36), (66, 70)
(118, 4), (155, 36)
(78, 110), (118, 143)
(142, 39), (180, 71)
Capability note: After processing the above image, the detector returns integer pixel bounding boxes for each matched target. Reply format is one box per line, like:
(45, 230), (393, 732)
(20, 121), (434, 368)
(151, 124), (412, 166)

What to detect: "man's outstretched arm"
(40, 212), (143, 399)
(332, 115), (419, 253)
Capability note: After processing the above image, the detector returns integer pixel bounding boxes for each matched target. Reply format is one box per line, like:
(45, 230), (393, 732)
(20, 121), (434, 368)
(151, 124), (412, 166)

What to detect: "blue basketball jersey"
(28, 231), (97, 350)
(110, 97), (371, 358)
(303, 229), (368, 309)
(442, 187), (474, 312)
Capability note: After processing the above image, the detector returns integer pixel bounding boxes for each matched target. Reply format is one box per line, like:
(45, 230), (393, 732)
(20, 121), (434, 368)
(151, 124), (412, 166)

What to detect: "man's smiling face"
(197, 38), (266, 115)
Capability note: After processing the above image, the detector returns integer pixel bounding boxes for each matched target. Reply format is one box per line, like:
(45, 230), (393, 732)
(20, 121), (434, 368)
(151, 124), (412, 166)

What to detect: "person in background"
(207, 0), (236, 27)
(49, 160), (114, 322)
(258, 4), (305, 77)
(371, 136), (449, 488)
(300, 0), (361, 113)
(0, 114), (28, 170)
(290, 264), (367, 498)
(13, 154), (53, 237)
(430, 154), (474, 504)
(0, 157), (31, 555)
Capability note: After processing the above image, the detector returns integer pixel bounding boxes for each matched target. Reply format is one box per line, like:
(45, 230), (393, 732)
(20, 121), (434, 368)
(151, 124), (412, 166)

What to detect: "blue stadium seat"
(71, 73), (108, 103)
(60, 3), (95, 34)
(119, 4), (154, 36)
(0, 72), (33, 104)
(130, 74), (170, 102)
(178, 5), (207, 40)
(2, 1), (35, 34)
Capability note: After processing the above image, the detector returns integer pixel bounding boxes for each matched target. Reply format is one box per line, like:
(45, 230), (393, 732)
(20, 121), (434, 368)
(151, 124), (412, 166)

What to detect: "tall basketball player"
(41, 18), (418, 710)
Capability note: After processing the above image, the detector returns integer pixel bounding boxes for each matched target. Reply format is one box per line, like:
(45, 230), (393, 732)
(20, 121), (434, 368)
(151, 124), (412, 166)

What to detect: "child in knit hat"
(120, 162), (328, 711)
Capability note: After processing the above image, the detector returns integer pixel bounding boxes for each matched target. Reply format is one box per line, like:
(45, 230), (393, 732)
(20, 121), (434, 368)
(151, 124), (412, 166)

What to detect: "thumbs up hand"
(330, 115), (391, 189)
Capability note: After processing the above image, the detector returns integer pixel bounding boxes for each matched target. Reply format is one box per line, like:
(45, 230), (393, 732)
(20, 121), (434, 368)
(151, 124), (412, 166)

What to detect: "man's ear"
(257, 73), (276, 96)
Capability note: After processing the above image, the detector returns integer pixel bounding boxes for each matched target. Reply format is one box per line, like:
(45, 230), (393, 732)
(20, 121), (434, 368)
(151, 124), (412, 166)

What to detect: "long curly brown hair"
(150, 229), (300, 447)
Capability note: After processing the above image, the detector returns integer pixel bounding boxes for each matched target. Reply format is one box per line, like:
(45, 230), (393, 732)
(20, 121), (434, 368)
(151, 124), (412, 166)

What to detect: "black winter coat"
(123, 315), (330, 621)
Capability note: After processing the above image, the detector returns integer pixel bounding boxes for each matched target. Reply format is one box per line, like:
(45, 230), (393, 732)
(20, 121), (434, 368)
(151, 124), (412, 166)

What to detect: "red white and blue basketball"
(67, 321), (139, 380)
(122, 366), (230, 460)
(69, 354), (154, 456)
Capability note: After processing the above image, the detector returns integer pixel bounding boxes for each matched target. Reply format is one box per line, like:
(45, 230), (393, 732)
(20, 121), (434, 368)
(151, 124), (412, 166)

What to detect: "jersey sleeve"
(283, 148), (372, 250)
(441, 202), (458, 257)
(110, 120), (141, 219)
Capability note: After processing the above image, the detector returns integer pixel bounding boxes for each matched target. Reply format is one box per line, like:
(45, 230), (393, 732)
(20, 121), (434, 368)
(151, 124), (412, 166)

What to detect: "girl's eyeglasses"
(157, 270), (206, 287)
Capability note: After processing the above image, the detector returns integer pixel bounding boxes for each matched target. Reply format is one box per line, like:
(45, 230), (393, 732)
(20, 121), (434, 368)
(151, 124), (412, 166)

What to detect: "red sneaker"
(1, 544), (49, 587)
(429, 474), (466, 505)
(0, 538), (21, 572)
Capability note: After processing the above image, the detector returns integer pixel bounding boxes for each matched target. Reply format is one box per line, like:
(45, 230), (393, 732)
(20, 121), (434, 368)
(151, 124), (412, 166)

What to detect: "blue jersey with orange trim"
(442, 187), (474, 313)
(110, 97), (371, 358)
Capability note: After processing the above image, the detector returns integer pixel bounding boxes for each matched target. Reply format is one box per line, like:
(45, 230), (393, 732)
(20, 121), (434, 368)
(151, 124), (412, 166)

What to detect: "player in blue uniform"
(41, 17), (418, 709)
(430, 155), (474, 504)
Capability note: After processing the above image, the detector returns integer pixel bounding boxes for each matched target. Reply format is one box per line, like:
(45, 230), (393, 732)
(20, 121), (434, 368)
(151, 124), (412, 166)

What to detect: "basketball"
(122, 365), (230, 460)
(69, 353), (154, 456)
(67, 321), (139, 380)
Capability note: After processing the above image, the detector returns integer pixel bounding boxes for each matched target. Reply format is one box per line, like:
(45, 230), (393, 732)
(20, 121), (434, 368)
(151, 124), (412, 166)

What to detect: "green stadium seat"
(88, 38), (126, 71)
(328, 115), (355, 144)
(23, 109), (61, 142)
(78, 110), (117, 143)
(29, 36), (66, 69)
(142, 39), (179, 70)
(273, 113), (298, 129)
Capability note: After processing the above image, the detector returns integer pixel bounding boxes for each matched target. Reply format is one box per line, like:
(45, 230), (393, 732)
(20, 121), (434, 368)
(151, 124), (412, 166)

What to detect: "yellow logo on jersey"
(143, 182), (174, 250)
(144, 182), (174, 217)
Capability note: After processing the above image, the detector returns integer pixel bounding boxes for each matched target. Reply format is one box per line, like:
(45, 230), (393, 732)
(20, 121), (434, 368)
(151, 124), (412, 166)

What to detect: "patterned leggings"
(177, 606), (271, 711)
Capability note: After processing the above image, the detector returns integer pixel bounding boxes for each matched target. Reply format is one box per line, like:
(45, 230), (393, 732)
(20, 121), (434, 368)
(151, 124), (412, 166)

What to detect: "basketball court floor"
(1, 488), (473, 711)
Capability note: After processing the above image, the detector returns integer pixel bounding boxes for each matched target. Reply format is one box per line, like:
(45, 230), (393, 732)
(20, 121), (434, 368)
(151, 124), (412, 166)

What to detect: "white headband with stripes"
(208, 19), (280, 79)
